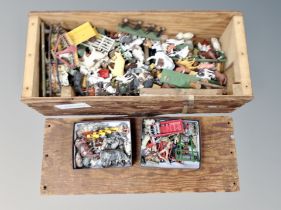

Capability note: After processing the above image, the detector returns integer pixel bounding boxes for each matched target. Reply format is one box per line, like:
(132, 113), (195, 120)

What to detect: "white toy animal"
(58, 65), (70, 86)
(176, 32), (194, 40)
(147, 42), (175, 70)
(81, 46), (107, 71)
(124, 37), (145, 50)
(132, 45), (144, 67)
(211, 37), (221, 51)
(197, 69), (216, 80)
(169, 45), (189, 59)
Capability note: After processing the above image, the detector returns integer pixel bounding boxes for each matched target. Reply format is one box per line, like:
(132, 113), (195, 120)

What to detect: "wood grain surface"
(22, 15), (40, 98)
(22, 95), (252, 116)
(140, 88), (225, 96)
(220, 16), (252, 96)
(30, 11), (241, 38)
(41, 116), (239, 195)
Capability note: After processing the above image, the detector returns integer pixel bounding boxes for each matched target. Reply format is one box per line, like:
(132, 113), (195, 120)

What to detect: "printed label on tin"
(54, 103), (91, 110)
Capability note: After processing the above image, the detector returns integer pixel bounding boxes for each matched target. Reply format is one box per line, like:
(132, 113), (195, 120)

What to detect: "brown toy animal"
(214, 70), (227, 86)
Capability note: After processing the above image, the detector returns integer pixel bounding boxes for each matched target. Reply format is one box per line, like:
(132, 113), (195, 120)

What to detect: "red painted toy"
(155, 119), (184, 137)
(98, 69), (110, 79)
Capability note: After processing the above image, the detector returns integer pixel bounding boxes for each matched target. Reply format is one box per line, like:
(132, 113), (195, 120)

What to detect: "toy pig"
(197, 62), (215, 70)
(214, 70), (227, 86)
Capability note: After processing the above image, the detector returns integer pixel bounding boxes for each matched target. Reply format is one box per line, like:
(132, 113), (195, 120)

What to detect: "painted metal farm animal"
(100, 149), (131, 167)
(147, 42), (175, 70)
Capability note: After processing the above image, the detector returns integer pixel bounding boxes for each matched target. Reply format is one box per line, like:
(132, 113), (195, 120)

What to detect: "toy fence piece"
(41, 22), (46, 97)
(86, 35), (115, 53)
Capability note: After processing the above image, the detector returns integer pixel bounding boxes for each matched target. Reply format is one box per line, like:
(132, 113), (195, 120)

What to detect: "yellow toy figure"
(109, 52), (125, 77)
(176, 58), (198, 73)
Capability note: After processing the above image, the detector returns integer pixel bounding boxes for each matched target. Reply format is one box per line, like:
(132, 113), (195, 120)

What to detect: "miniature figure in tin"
(73, 120), (132, 169)
(141, 119), (200, 169)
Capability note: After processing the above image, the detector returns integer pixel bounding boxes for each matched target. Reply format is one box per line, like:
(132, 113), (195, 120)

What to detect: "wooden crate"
(41, 116), (239, 195)
(21, 11), (253, 116)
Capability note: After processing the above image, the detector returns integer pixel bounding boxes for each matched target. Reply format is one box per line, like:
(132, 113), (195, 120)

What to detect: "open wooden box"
(21, 11), (253, 116)
(20, 11), (252, 194)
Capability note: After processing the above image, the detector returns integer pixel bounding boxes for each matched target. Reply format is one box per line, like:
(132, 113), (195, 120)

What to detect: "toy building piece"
(67, 22), (98, 45)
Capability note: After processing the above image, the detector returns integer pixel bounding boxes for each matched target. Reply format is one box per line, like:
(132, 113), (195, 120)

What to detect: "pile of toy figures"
(141, 119), (200, 169)
(41, 18), (227, 97)
(73, 121), (132, 168)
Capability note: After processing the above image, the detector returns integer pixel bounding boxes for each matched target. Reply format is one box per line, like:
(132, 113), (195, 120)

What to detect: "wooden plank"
(224, 64), (235, 95)
(21, 95), (252, 116)
(140, 88), (225, 96)
(220, 16), (252, 96)
(30, 11), (241, 38)
(41, 116), (239, 194)
(22, 16), (41, 98)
